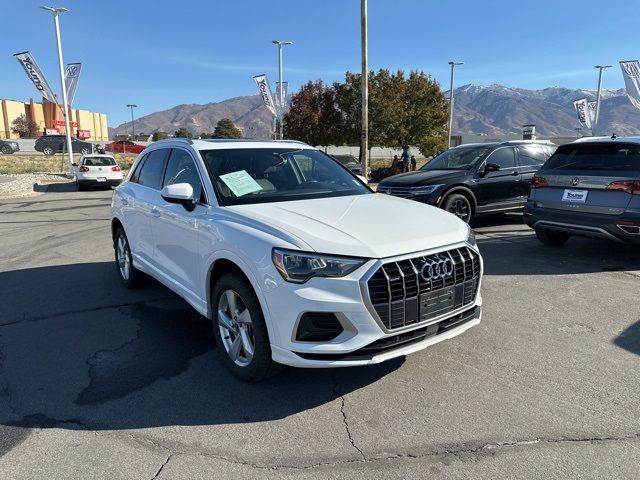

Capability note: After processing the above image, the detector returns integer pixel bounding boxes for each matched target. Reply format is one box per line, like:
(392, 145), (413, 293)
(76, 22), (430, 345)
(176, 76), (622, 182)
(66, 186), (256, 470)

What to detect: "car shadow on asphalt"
(613, 320), (640, 356)
(0, 262), (404, 432)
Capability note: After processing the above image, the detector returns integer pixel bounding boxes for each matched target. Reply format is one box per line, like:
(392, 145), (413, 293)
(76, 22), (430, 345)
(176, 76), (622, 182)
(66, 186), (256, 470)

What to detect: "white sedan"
(74, 154), (124, 190)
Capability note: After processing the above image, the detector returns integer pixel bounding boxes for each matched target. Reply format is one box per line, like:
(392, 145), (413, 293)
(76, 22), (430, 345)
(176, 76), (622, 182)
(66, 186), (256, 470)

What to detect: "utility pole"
(360, 0), (369, 176)
(448, 61), (464, 149)
(126, 104), (137, 140)
(41, 5), (74, 175)
(272, 40), (293, 140)
(593, 65), (612, 136)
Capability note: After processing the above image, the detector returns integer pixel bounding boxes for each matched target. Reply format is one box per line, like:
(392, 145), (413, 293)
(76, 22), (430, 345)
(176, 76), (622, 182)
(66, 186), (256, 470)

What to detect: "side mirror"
(357, 175), (369, 185)
(71, 163), (78, 167)
(480, 163), (500, 176)
(161, 183), (195, 211)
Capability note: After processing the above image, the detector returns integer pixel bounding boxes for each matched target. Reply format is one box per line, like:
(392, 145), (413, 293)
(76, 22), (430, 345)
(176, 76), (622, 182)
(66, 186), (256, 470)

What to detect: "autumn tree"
(283, 80), (342, 146)
(213, 118), (243, 138)
(11, 114), (39, 138)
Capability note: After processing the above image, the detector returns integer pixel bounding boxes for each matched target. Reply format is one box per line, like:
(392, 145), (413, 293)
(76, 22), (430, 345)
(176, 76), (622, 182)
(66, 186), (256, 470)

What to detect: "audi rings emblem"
(420, 256), (454, 281)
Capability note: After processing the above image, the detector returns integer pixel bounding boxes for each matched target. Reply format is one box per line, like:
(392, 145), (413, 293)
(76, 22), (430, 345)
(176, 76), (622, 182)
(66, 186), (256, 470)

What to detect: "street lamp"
(593, 65), (612, 136)
(41, 5), (74, 174)
(447, 61), (464, 149)
(272, 40), (293, 140)
(126, 104), (137, 140)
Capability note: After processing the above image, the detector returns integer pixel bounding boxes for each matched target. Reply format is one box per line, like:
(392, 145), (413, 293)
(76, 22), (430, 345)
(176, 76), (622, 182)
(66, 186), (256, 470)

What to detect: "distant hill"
(109, 84), (640, 140)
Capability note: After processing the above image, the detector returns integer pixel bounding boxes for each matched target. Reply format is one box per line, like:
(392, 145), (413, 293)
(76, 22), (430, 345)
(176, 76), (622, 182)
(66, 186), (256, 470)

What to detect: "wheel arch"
(439, 185), (478, 214)
(111, 217), (124, 247)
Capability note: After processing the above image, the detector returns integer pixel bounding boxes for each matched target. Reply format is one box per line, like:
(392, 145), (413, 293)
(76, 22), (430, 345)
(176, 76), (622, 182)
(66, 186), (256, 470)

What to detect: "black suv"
(331, 154), (370, 177)
(34, 135), (93, 156)
(377, 141), (557, 222)
(0, 139), (20, 154)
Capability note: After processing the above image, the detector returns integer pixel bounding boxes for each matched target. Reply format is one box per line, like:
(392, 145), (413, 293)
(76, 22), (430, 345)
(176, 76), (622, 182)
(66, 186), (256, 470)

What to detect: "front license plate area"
(96, 177), (107, 182)
(562, 189), (588, 203)
(420, 285), (459, 321)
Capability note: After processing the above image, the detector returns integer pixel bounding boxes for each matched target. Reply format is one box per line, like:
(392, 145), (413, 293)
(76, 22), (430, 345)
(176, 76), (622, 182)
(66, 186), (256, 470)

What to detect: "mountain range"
(109, 84), (640, 140)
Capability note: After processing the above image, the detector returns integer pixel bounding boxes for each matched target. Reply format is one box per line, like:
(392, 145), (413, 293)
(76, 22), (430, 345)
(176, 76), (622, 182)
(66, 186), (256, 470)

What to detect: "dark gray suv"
(525, 137), (640, 245)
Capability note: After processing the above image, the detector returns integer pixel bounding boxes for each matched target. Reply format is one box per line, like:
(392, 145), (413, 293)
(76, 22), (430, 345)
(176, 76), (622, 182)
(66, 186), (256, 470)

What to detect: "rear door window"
(137, 149), (170, 189)
(517, 145), (548, 166)
(543, 143), (640, 172)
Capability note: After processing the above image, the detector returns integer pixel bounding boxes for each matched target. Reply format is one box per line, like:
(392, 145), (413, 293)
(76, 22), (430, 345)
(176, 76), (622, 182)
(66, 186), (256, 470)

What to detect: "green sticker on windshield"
(219, 170), (263, 197)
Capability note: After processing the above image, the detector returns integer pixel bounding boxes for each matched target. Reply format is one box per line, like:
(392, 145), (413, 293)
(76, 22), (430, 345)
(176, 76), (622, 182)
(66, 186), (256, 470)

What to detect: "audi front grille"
(366, 247), (480, 330)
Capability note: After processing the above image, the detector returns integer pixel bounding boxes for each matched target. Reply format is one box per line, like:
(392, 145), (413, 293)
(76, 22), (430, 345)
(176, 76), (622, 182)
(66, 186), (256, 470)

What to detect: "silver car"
(524, 136), (640, 245)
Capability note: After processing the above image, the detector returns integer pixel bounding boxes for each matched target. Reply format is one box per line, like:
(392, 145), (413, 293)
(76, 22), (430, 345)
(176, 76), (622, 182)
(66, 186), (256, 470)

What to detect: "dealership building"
(0, 97), (108, 141)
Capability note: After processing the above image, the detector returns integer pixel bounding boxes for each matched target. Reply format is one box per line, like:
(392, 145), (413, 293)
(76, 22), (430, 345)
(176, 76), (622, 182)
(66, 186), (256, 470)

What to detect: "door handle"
(150, 207), (161, 218)
(511, 171), (520, 176)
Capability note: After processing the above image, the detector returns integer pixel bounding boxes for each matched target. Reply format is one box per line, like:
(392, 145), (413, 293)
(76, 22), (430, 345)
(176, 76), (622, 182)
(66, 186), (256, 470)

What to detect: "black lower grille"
(366, 247), (480, 330)
(294, 306), (479, 361)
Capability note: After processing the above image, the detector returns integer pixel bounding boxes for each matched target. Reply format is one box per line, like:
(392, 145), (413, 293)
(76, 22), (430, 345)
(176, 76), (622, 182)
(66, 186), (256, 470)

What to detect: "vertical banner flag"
(64, 63), (82, 106)
(587, 101), (597, 126)
(573, 98), (592, 129)
(253, 74), (278, 116)
(275, 81), (289, 116)
(620, 60), (640, 110)
(13, 51), (57, 103)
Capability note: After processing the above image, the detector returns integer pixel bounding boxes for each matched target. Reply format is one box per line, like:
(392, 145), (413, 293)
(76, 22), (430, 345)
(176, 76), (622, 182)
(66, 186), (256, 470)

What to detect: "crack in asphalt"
(0, 297), (174, 328)
(151, 454), (172, 480)
(331, 370), (366, 460)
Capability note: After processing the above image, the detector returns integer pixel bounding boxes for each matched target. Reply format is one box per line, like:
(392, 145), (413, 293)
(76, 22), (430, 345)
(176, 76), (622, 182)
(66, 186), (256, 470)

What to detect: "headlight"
(466, 225), (477, 247)
(272, 248), (366, 283)
(410, 184), (443, 195)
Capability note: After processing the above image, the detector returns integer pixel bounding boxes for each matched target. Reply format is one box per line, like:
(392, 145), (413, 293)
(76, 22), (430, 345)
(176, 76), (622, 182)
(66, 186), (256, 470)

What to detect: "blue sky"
(2, 0), (638, 127)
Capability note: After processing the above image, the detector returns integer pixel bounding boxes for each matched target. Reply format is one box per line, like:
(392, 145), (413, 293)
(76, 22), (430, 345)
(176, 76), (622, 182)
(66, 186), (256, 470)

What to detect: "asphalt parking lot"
(0, 185), (639, 479)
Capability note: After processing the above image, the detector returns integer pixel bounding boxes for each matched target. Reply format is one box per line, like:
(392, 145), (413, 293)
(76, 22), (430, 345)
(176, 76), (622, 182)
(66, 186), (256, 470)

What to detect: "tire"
(442, 193), (473, 223)
(43, 146), (54, 156)
(114, 227), (146, 288)
(535, 228), (570, 246)
(1, 145), (12, 154)
(211, 273), (280, 382)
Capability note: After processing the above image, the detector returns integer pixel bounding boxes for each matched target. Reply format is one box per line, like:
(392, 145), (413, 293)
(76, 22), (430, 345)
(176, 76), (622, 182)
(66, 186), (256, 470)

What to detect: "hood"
(379, 169), (466, 186)
(228, 194), (468, 259)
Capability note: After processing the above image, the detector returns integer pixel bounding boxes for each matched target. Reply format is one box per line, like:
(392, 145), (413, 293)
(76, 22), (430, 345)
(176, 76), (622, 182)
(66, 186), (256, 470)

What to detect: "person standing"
(400, 145), (411, 173)
(410, 155), (417, 171)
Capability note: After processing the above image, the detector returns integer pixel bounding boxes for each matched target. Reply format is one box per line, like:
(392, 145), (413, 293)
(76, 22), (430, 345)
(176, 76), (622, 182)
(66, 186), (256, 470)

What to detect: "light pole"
(126, 104), (137, 140)
(448, 61), (464, 149)
(593, 65), (612, 136)
(360, 0), (368, 177)
(272, 40), (293, 140)
(41, 5), (74, 174)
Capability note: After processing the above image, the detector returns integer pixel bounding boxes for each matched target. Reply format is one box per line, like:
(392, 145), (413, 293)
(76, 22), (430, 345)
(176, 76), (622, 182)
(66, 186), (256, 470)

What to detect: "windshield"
(200, 148), (370, 206)
(82, 156), (116, 166)
(332, 154), (360, 165)
(421, 146), (491, 171)
(543, 143), (640, 172)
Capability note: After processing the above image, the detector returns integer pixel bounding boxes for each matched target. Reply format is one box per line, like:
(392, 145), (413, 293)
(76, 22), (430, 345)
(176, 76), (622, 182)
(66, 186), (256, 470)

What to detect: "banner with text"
(65, 63), (82, 106)
(253, 74), (278, 116)
(620, 60), (640, 110)
(573, 98), (592, 129)
(13, 51), (57, 103)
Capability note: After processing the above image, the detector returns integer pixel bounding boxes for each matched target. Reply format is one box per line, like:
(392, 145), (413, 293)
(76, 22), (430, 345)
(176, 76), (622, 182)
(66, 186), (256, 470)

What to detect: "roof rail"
(153, 137), (193, 145)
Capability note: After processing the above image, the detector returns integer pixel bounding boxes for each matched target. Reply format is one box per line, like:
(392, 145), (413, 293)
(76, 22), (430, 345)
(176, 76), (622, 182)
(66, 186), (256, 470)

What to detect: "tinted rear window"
(83, 156), (115, 166)
(543, 143), (640, 172)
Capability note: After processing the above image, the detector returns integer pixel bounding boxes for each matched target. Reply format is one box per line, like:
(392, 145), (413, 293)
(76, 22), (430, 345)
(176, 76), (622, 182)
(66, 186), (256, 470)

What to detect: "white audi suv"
(110, 139), (483, 381)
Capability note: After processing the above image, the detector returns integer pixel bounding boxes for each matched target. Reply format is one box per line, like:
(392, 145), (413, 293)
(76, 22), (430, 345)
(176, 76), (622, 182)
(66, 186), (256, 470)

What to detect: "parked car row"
(378, 136), (640, 246)
(0, 136), (147, 156)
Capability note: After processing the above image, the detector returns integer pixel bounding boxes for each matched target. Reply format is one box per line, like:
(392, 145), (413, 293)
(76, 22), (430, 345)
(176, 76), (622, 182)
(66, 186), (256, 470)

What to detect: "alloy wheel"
(116, 235), (131, 280)
(448, 199), (471, 222)
(218, 289), (255, 367)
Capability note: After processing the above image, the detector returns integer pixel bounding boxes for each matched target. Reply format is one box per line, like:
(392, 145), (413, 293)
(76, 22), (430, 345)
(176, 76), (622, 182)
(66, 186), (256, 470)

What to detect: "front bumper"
(264, 242), (483, 368)
(524, 201), (640, 245)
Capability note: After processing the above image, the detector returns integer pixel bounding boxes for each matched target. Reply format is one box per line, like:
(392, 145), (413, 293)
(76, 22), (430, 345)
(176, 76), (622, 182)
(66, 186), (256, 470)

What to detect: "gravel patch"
(0, 173), (74, 199)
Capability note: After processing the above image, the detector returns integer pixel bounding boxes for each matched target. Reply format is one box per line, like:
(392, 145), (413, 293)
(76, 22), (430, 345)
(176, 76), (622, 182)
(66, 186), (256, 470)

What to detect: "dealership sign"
(620, 60), (640, 110)
(77, 129), (90, 139)
(64, 63), (82, 106)
(13, 51), (57, 103)
(54, 120), (79, 128)
(253, 74), (278, 116)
